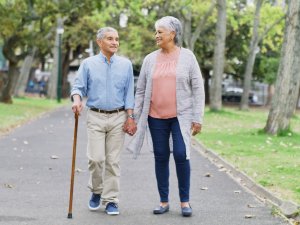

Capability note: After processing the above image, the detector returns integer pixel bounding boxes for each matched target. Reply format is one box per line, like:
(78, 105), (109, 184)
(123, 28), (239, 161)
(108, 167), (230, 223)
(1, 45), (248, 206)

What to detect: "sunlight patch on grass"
(197, 107), (300, 204)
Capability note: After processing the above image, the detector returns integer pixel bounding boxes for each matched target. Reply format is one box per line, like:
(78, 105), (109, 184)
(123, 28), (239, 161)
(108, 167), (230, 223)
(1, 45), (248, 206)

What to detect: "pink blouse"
(149, 48), (180, 119)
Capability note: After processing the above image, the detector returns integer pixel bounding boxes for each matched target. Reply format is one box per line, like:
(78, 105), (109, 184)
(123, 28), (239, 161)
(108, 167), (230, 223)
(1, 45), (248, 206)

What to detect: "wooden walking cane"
(68, 112), (79, 219)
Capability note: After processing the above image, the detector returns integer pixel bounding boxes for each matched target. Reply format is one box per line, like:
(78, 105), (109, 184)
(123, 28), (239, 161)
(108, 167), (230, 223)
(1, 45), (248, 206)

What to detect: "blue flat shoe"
(153, 205), (169, 214)
(181, 204), (192, 217)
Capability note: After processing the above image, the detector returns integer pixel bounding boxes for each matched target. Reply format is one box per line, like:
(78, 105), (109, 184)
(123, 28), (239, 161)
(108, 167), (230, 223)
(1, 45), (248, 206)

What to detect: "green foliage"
(0, 0), (286, 93)
(258, 56), (279, 84)
(224, 1), (285, 80)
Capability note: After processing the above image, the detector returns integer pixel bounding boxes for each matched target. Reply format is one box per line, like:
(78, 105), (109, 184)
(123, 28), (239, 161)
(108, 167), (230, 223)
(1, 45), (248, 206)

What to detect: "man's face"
(97, 31), (119, 56)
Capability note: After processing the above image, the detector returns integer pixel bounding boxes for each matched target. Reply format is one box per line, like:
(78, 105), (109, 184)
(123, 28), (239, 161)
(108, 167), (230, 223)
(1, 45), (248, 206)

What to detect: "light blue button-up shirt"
(71, 52), (134, 110)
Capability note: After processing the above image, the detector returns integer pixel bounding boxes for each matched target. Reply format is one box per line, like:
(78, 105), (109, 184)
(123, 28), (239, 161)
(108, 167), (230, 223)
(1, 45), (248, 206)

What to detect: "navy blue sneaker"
(105, 202), (119, 215)
(88, 193), (101, 211)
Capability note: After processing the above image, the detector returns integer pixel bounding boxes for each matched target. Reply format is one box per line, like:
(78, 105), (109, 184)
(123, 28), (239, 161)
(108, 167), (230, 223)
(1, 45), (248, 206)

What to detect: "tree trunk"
(265, 0), (300, 134)
(210, 0), (226, 111)
(202, 67), (210, 104)
(297, 87), (300, 109)
(266, 84), (274, 106)
(62, 48), (70, 98)
(48, 30), (59, 99)
(0, 61), (18, 103)
(14, 47), (37, 97)
(240, 0), (262, 111)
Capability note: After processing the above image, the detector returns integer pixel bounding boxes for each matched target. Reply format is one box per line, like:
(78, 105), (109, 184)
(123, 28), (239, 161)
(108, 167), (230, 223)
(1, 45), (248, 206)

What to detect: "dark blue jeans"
(148, 116), (190, 203)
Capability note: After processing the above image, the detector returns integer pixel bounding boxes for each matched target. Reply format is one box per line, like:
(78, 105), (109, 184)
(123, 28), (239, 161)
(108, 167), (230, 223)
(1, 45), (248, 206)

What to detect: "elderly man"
(71, 27), (136, 215)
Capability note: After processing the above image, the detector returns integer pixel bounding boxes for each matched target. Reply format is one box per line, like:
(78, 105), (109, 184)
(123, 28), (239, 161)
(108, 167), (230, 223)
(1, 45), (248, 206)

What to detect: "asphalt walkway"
(0, 106), (289, 225)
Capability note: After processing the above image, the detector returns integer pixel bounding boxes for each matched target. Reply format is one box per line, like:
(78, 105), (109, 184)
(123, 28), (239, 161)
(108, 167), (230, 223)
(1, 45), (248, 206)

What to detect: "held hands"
(123, 118), (137, 136)
(191, 122), (202, 136)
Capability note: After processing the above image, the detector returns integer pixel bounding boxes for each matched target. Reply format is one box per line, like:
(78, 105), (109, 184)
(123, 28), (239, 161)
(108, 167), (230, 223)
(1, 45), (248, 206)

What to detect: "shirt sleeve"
(70, 61), (88, 101)
(124, 62), (135, 110)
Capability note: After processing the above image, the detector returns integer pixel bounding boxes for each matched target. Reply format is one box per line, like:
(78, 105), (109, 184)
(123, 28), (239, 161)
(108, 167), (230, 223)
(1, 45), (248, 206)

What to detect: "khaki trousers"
(86, 109), (126, 205)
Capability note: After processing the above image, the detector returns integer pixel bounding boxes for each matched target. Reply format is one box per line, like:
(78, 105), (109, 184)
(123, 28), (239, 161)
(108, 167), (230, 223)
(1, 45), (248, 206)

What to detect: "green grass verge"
(196, 107), (300, 205)
(0, 97), (69, 135)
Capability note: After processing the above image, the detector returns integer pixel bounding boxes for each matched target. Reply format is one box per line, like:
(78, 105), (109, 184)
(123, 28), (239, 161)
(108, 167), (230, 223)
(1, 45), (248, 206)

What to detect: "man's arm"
(70, 61), (88, 114)
(71, 94), (83, 114)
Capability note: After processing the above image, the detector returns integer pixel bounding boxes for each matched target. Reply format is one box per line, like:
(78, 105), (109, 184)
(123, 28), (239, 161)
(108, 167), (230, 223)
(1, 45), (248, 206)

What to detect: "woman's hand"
(191, 122), (202, 136)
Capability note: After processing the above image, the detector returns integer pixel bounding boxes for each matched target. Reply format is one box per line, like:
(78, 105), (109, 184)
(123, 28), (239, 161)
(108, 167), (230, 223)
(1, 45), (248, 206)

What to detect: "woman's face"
(155, 27), (175, 48)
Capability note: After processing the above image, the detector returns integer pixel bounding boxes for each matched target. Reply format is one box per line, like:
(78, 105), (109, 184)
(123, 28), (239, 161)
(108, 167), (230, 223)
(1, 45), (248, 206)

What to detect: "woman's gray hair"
(96, 27), (118, 40)
(155, 16), (182, 46)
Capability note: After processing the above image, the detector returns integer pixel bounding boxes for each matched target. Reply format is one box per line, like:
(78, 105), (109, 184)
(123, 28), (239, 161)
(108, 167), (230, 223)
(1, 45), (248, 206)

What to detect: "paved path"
(0, 106), (289, 225)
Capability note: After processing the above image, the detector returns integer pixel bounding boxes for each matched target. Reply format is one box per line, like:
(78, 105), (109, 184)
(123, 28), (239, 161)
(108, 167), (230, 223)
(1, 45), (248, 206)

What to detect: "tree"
(0, 0), (58, 103)
(264, 0), (300, 135)
(258, 56), (279, 105)
(209, 0), (226, 111)
(240, 0), (286, 110)
(239, 0), (262, 110)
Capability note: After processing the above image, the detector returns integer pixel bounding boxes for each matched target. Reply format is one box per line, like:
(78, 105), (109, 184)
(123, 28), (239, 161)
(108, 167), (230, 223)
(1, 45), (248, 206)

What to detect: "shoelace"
(108, 202), (118, 208)
(91, 194), (100, 201)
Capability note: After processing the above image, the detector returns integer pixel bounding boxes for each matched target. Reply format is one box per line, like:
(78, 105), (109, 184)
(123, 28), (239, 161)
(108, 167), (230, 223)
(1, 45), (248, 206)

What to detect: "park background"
(0, 0), (299, 222)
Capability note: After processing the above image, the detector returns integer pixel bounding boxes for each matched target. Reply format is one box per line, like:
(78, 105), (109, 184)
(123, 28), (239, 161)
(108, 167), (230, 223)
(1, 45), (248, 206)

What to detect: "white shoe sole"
(106, 211), (119, 215)
(88, 204), (101, 211)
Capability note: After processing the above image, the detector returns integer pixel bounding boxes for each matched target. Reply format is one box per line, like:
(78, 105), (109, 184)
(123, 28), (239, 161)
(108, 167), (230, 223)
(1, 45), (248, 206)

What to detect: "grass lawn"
(196, 106), (300, 205)
(0, 97), (69, 135)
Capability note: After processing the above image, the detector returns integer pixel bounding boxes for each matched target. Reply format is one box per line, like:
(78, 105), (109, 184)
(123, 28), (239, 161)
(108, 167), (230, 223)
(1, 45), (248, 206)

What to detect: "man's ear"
(96, 39), (102, 48)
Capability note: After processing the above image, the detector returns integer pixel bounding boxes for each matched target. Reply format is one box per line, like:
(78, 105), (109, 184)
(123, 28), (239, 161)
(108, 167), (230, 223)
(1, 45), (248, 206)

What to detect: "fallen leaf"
(218, 168), (227, 172)
(217, 164), (224, 169)
(245, 214), (255, 219)
(75, 168), (84, 173)
(50, 155), (59, 159)
(4, 184), (14, 189)
(216, 140), (223, 146)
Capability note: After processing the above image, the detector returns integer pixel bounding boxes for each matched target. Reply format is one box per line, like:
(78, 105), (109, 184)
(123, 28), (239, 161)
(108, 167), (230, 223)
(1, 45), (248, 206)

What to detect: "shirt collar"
(99, 51), (116, 63)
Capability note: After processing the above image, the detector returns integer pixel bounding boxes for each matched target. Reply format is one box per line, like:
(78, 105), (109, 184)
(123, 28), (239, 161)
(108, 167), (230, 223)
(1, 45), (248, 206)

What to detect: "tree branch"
(258, 14), (286, 43)
(191, 0), (216, 45)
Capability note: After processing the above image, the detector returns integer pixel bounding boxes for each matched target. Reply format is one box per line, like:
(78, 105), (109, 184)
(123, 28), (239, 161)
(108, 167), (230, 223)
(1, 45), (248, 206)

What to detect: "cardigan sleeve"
(134, 56), (149, 123)
(190, 54), (205, 124)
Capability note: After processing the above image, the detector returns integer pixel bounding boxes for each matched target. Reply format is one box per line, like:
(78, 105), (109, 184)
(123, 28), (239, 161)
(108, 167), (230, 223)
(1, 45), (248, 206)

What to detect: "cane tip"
(67, 213), (72, 219)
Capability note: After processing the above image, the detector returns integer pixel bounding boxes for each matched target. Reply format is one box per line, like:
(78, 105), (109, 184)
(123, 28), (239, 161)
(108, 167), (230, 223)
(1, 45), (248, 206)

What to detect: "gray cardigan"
(127, 47), (205, 159)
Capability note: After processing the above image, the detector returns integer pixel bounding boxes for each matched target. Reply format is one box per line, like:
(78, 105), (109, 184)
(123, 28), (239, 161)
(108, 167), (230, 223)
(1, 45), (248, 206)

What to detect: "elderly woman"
(128, 16), (205, 217)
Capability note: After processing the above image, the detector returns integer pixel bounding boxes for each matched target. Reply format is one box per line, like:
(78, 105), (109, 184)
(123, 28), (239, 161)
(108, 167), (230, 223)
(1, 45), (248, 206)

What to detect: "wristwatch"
(128, 114), (135, 119)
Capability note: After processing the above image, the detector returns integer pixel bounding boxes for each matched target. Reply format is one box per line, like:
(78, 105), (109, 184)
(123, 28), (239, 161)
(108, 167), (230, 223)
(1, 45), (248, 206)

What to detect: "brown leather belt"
(90, 107), (125, 114)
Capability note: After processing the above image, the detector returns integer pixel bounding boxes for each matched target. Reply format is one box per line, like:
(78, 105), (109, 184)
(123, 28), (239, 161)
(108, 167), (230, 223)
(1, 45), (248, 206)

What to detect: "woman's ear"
(170, 31), (176, 41)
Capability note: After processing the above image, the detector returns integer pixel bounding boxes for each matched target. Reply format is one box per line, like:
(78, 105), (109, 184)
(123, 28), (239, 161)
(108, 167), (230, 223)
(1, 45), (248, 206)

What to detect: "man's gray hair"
(155, 16), (182, 46)
(96, 27), (118, 40)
